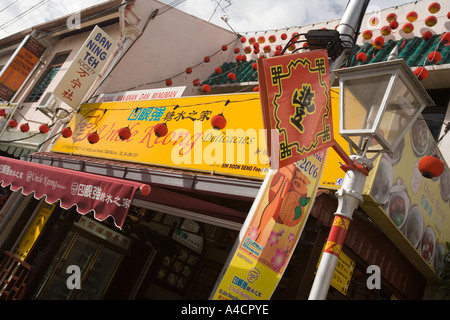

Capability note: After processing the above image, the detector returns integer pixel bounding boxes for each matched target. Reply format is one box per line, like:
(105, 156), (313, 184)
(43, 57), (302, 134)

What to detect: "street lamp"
(308, 59), (435, 300)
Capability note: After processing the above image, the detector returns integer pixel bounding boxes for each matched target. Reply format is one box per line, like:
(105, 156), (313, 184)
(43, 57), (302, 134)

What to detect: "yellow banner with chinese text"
(51, 93), (271, 179)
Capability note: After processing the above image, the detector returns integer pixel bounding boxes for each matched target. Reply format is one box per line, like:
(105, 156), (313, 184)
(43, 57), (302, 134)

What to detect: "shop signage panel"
(211, 149), (327, 300)
(0, 35), (46, 101)
(317, 244), (355, 296)
(74, 215), (131, 250)
(51, 93), (271, 179)
(14, 201), (57, 260)
(53, 25), (115, 109)
(258, 49), (334, 168)
(319, 90), (449, 281)
(362, 116), (450, 281)
(0, 156), (146, 229)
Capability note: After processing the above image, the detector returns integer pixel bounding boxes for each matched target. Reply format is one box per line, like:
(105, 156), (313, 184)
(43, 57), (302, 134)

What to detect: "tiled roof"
(351, 34), (450, 67)
(202, 33), (450, 87)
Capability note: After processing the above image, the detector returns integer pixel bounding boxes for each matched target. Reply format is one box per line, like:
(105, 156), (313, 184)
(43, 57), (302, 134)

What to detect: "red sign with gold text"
(258, 50), (334, 168)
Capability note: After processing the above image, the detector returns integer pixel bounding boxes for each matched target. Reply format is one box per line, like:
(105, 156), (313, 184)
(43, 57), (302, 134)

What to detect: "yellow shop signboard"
(52, 93), (271, 179)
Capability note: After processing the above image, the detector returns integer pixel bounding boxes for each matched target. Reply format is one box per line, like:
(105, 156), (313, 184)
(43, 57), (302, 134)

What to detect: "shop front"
(0, 89), (446, 300)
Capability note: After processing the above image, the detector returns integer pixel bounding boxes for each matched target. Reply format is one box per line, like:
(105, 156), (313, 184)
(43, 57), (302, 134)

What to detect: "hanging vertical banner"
(258, 49), (334, 168)
(53, 25), (115, 109)
(14, 201), (57, 261)
(0, 35), (46, 101)
(212, 148), (327, 300)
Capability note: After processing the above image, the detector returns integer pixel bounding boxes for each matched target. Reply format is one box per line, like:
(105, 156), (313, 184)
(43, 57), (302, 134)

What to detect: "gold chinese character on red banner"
(258, 49), (334, 168)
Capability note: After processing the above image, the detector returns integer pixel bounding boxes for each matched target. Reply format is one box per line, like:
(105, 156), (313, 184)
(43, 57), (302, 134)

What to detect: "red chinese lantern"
(288, 44), (296, 51)
(425, 15), (437, 27)
(253, 48), (260, 54)
(253, 86), (259, 92)
(202, 84), (211, 93)
(402, 22), (414, 34)
(87, 131), (100, 144)
(221, 45), (228, 51)
(373, 36), (384, 49)
(386, 13), (397, 23)
(140, 184), (151, 196)
(448, 11), (450, 20)
(211, 113), (226, 130)
(204, 56), (210, 63)
(422, 30), (434, 40)
(389, 20), (399, 30)
(263, 45), (271, 53)
(227, 73), (236, 82)
(248, 37), (256, 45)
(258, 36), (265, 44)
(39, 124), (49, 134)
(268, 35), (276, 43)
(234, 47), (240, 54)
(428, 2), (441, 14)
(244, 46), (252, 54)
(235, 55), (242, 62)
(185, 67), (192, 74)
(8, 119), (17, 128)
(61, 127), (72, 138)
(414, 67), (429, 81)
(20, 123), (30, 132)
(291, 32), (300, 42)
(118, 126), (131, 140)
(253, 42), (260, 49)
(165, 79), (172, 86)
(356, 52), (367, 62)
(280, 33), (287, 40)
(406, 11), (418, 22)
(215, 67), (222, 74)
(241, 55), (247, 62)
(154, 123), (168, 137)
(252, 63), (257, 70)
(193, 79), (200, 87)
(274, 50), (282, 56)
(427, 51), (442, 63)
(418, 155), (444, 179)
(362, 30), (373, 40)
(381, 25), (391, 36)
(0, 109), (5, 117)
(240, 36), (246, 43)
(440, 32), (450, 45)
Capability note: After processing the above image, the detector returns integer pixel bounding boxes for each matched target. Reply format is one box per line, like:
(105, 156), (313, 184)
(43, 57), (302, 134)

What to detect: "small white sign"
(95, 87), (186, 103)
(53, 25), (116, 109)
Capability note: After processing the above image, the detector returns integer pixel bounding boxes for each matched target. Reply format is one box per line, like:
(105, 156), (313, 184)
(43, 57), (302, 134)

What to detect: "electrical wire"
(0, 0), (18, 15)
(0, 0), (51, 30)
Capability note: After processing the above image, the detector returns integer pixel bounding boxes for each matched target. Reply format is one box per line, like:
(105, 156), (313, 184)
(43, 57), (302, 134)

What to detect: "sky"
(0, 0), (414, 40)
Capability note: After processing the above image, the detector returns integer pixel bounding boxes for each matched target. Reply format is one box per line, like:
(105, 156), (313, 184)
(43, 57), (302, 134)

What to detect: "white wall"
(96, 0), (239, 97)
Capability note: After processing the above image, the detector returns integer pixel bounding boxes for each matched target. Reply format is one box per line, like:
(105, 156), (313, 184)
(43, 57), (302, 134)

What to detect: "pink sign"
(0, 156), (149, 228)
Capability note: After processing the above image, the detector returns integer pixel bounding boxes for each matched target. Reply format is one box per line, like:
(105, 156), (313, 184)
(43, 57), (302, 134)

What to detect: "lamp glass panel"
(342, 74), (392, 132)
(378, 77), (421, 148)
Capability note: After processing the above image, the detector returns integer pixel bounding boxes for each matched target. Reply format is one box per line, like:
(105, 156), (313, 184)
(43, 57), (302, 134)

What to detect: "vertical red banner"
(258, 49), (334, 168)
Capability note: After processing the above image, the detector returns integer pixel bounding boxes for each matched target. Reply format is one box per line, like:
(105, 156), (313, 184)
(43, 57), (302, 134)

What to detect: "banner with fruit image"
(212, 149), (326, 300)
